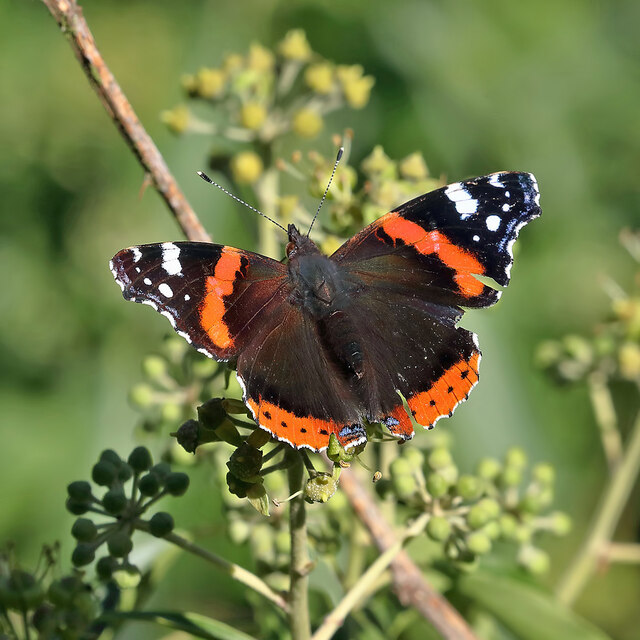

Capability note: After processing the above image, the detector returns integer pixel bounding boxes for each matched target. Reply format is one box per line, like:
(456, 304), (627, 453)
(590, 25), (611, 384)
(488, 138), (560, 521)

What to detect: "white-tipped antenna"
(307, 147), (344, 237)
(196, 171), (287, 233)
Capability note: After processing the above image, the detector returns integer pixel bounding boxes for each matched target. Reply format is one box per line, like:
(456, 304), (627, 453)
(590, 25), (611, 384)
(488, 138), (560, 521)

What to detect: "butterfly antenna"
(196, 171), (288, 233)
(307, 146), (344, 237)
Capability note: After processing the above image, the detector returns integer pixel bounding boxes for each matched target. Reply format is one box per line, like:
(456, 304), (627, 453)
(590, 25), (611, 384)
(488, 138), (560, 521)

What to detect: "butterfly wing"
(331, 171), (540, 438)
(110, 241), (363, 451)
(110, 242), (288, 361)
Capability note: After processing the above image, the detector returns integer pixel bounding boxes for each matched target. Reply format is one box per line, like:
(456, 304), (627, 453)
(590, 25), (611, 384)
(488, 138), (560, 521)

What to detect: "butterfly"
(110, 171), (540, 451)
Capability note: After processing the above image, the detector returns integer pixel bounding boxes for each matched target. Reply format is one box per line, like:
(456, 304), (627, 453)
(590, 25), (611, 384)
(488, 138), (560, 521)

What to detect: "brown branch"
(339, 468), (479, 640)
(41, 0), (211, 243)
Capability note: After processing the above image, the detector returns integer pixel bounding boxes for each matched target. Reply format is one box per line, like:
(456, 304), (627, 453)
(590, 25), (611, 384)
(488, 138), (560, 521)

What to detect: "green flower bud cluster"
(162, 29), (375, 187)
(0, 548), (98, 639)
(537, 233), (640, 385)
(383, 439), (570, 574)
(65, 447), (189, 580)
(129, 335), (224, 443)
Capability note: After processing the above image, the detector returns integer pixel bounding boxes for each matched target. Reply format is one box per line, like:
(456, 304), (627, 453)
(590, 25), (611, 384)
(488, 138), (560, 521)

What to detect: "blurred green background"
(1, 0), (638, 638)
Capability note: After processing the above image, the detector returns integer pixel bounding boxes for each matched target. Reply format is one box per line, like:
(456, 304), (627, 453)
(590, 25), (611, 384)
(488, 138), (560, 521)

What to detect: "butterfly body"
(111, 171), (541, 451)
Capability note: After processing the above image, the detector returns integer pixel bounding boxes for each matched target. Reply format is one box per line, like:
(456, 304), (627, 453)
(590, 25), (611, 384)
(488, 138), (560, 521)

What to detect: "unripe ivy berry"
(426, 472), (449, 498)
(96, 556), (119, 580)
(139, 473), (161, 497)
(71, 518), (98, 542)
(151, 463), (171, 482)
(476, 457), (501, 480)
(128, 446), (153, 472)
(467, 531), (492, 555)
(47, 576), (81, 608)
(482, 521), (501, 541)
(66, 498), (90, 516)
(457, 475), (481, 500)
(71, 544), (95, 567)
(428, 447), (453, 470)
(477, 498), (501, 519)
(149, 512), (174, 537)
(92, 460), (117, 487)
(391, 475), (418, 500)
(103, 488), (128, 515)
(514, 524), (533, 544)
(228, 519), (251, 545)
(107, 531), (133, 558)
(31, 603), (54, 633)
(426, 516), (451, 542)
(438, 464), (459, 485)
(389, 458), (412, 478)
(161, 402), (182, 424)
(67, 481), (92, 502)
(165, 472), (190, 496)
(117, 463), (133, 483)
(100, 449), (122, 466)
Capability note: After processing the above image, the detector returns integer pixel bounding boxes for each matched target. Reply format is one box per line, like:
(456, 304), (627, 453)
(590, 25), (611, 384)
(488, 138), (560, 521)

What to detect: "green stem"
(556, 408), (640, 605)
(311, 513), (429, 640)
(588, 371), (623, 470)
(133, 520), (289, 613)
(605, 542), (640, 564)
(287, 450), (312, 640)
(255, 167), (281, 258)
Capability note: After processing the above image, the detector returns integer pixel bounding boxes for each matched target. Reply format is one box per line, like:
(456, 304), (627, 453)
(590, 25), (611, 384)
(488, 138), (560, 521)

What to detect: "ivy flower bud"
(195, 67), (226, 98)
(247, 43), (275, 72)
(619, 342), (640, 379)
(278, 29), (312, 61)
(230, 151), (264, 184)
(227, 443), (263, 482)
(505, 447), (527, 470)
(476, 457), (501, 480)
(426, 472), (449, 498)
(223, 53), (244, 72)
(304, 472), (338, 503)
(161, 105), (190, 135)
(457, 475), (481, 501)
(398, 152), (429, 180)
(428, 447), (453, 470)
(518, 546), (550, 574)
(549, 511), (572, 536)
(240, 102), (267, 131)
(305, 62), (334, 94)
(532, 463), (555, 486)
(342, 75), (375, 109)
(292, 109), (323, 139)
(129, 383), (155, 409)
(141, 355), (168, 382)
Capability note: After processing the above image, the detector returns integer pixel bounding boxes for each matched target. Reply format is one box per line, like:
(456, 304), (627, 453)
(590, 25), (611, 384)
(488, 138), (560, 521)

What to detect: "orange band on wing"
(200, 248), (242, 349)
(387, 352), (480, 437)
(247, 397), (336, 451)
(381, 214), (485, 297)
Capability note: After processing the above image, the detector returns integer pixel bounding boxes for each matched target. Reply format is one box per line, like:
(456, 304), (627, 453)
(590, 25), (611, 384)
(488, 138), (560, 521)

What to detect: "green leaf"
(100, 610), (258, 640)
(458, 571), (612, 640)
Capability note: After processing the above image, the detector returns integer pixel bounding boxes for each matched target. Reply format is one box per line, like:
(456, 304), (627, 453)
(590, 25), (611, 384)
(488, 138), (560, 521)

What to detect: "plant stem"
(255, 167), (282, 258)
(287, 450), (312, 640)
(556, 408), (640, 605)
(133, 520), (289, 613)
(605, 542), (640, 564)
(588, 371), (623, 470)
(312, 513), (429, 640)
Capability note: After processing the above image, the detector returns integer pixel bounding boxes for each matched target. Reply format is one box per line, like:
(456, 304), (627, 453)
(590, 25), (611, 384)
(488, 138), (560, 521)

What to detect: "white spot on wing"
(502, 203), (510, 212)
(131, 247), (142, 263)
(184, 294), (190, 301)
(472, 234), (480, 242)
(456, 199), (478, 216)
(486, 215), (501, 231)
(161, 242), (182, 276)
(143, 277), (152, 286)
(489, 174), (505, 188)
(158, 283), (173, 298)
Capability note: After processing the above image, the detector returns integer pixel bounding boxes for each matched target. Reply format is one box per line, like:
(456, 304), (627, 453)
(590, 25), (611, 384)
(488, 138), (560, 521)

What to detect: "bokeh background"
(1, 0), (638, 638)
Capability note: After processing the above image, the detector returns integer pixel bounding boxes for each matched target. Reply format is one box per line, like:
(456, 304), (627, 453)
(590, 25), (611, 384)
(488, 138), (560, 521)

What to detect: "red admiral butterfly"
(111, 171), (540, 451)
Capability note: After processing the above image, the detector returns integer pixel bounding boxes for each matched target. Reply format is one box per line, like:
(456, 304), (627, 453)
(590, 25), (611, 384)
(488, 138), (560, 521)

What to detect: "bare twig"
(41, 0), (211, 243)
(339, 468), (479, 640)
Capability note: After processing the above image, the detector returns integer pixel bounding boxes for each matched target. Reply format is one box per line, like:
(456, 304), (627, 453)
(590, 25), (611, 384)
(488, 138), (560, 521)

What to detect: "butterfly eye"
(286, 241), (296, 258)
